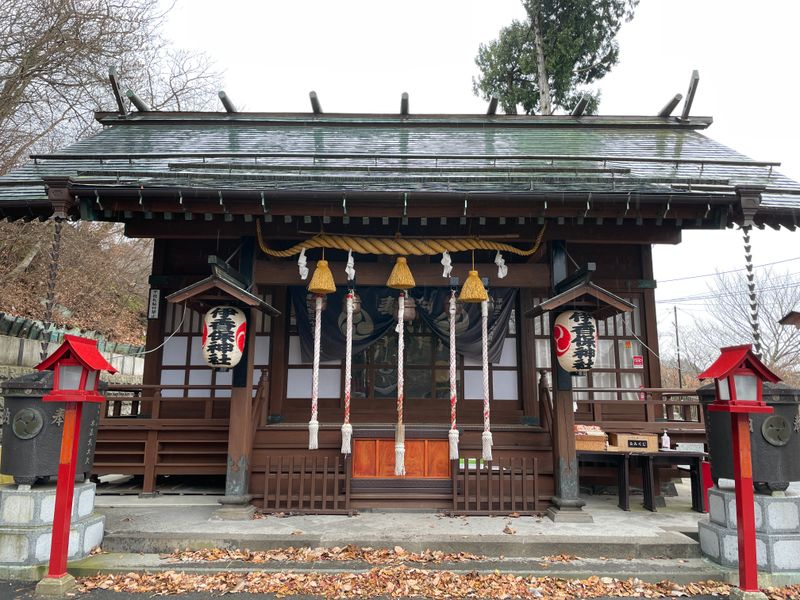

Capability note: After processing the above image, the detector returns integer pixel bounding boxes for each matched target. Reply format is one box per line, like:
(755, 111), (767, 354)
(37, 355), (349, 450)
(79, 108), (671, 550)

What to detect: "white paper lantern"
(553, 311), (597, 373)
(202, 306), (247, 369)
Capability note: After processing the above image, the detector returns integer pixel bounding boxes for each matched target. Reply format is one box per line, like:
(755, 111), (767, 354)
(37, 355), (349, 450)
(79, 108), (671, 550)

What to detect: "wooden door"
(352, 438), (450, 478)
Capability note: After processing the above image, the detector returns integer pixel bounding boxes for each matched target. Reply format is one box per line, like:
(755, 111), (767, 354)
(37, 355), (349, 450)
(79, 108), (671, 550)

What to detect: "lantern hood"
(698, 344), (781, 383)
(35, 334), (117, 374)
(166, 255), (280, 317)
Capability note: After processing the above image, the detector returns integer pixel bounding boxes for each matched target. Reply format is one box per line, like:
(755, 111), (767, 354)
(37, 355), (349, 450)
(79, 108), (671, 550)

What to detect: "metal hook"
(218, 190), (224, 209)
(342, 195), (347, 215)
(261, 192), (267, 213)
(94, 190), (103, 211)
(403, 192), (408, 217)
(624, 191), (631, 216)
(463, 196), (468, 217)
(663, 195), (671, 219)
(178, 190), (183, 206)
(704, 203), (711, 219)
(138, 188), (143, 206)
(584, 192), (591, 218)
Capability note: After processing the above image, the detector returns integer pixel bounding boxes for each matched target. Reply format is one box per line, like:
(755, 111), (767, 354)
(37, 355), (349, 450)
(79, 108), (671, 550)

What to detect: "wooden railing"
(258, 455), (352, 515)
(451, 457), (541, 516)
(572, 386), (704, 430)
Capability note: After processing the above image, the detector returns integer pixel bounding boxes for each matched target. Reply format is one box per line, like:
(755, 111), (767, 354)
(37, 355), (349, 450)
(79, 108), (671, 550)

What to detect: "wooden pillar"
(641, 244), (662, 422)
(519, 289), (538, 423)
(140, 239), (168, 418)
(218, 237), (258, 518)
(546, 240), (591, 522)
(267, 286), (289, 423)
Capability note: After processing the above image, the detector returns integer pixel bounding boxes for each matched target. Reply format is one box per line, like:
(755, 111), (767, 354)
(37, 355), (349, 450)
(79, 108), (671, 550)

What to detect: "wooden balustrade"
(451, 457), (541, 516)
(258, 455), (351, 515)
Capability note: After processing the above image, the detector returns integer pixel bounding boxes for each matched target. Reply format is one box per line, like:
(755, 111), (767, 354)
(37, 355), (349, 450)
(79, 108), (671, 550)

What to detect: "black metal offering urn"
(700, 382), (800, 493)
(1, 371), (101, 485)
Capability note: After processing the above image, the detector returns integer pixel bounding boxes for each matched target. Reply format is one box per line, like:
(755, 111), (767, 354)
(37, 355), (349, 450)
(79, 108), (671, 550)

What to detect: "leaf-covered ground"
(79, 567), (800, 598)
(163, 546), (483, 565)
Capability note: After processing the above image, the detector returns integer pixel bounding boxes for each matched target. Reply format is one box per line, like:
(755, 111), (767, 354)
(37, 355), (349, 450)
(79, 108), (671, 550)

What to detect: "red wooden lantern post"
(33, 336), (116, 596)
(699, 345), (780, 595)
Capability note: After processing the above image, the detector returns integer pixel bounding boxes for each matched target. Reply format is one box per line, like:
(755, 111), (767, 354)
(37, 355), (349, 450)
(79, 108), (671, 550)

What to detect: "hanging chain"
(41, 219), (63, 360)
(742, 225), (763, 358)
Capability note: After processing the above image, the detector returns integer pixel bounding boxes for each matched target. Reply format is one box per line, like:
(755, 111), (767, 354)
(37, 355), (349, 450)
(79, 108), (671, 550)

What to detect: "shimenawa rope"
(257, 222), (547, 258)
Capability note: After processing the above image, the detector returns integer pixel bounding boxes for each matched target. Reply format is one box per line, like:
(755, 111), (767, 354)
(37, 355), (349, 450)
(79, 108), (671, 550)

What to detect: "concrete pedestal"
(699, 486), (800, 572)
(0, 481), (104, 573)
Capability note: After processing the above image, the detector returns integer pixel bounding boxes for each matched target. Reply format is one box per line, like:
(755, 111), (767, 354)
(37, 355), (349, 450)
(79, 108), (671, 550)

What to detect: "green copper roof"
(1, 112), (798, 225)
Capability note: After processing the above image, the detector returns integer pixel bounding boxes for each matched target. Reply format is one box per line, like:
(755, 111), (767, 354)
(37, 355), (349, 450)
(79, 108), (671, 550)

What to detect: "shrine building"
(1, 91), (798, 518)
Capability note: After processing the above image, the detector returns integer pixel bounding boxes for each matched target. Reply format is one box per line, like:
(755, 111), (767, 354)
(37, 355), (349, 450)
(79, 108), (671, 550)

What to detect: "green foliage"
(473, 0), (638, 114)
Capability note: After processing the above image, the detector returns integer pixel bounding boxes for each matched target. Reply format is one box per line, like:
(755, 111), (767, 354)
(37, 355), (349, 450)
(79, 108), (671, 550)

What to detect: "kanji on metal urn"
(0, 371), (102, 485)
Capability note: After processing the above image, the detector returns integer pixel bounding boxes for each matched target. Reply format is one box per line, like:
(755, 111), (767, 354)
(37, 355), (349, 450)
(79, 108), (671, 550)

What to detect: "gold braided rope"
(256, 220), (547, 258)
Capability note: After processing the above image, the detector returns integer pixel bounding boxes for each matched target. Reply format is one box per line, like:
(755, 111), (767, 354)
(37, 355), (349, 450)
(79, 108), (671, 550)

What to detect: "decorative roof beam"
(125, 89), (150, 112)
(680, 70), (700, 120)
(107, 67), (127, 116)
(486, 97), (499, 116)
(658, 93), (683, 117)
(309, 90), (322, 114)
(218, 91), (237, 113)
(400, 92), (409, 115)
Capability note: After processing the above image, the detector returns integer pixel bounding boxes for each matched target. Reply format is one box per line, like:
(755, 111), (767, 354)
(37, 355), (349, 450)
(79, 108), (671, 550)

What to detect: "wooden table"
(578, 450), (706, 513)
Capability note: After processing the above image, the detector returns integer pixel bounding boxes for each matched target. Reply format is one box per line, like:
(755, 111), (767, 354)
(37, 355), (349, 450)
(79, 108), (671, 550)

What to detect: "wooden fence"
(260, 455), (352, 515)
(451, 457), (541, 516)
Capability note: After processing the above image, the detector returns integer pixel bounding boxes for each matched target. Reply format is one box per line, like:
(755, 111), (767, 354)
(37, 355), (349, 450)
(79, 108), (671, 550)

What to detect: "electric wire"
(658, 256), (800, 283)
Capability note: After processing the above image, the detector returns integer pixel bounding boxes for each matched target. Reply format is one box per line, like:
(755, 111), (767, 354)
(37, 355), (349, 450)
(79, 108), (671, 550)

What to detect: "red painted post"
(46, 401), (83, 579)
(701, 461), (713, 513)
(731, 411), (759, 592)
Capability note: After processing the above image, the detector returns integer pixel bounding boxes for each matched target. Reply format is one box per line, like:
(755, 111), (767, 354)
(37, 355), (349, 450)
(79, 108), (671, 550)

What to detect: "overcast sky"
(163, 0), (800, 336)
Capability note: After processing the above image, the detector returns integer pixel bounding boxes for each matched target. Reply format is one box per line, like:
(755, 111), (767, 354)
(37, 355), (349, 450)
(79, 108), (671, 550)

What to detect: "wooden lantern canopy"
(700, 344), (780, 415)
(527, 270), (634, 375)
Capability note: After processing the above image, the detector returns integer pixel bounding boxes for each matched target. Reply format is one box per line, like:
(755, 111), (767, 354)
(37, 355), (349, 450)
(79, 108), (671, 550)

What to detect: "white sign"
(147, 289), (160, 319)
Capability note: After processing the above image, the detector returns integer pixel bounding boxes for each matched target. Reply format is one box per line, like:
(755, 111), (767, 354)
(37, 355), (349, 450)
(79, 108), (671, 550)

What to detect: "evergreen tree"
(473, 0), (638, 115)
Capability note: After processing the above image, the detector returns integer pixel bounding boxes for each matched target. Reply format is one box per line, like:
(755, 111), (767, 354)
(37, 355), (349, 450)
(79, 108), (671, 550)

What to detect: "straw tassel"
(387, 256), (415, 290)
(341, 291), (354, 455)
(308, 420), (319, 451)
(395, 293), (406, 476)
(308, 259), (336, 295)
(448, 290), (459, 460)
(460, 269), (488, 303)
(395, 424), (406, 477)
(482, 430), (493, 462)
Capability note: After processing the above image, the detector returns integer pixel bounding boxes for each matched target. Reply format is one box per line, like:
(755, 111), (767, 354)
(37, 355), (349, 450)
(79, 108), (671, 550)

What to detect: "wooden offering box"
(575, 434), (607, 451)
(608, 433), (658, 453)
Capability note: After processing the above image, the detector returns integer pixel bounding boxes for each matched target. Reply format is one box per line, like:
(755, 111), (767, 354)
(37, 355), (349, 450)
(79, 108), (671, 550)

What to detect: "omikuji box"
(608, 433), (657, 453)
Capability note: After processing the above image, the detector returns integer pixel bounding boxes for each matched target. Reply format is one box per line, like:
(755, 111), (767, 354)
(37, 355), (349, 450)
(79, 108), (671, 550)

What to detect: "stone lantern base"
(699, 486), (800, 572)
(0, 481), (104, 578)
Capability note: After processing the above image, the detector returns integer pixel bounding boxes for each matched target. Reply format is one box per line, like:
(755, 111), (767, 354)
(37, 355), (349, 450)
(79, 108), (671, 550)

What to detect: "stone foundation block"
(699, 519), (800, 572)
(0, 482), (96, 526)
(707, 487), (800, 533)
(0, 481), (104, 567)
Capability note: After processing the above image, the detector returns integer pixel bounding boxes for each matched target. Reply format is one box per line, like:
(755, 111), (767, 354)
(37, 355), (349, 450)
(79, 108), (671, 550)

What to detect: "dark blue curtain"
(290, 286), (517, 363)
